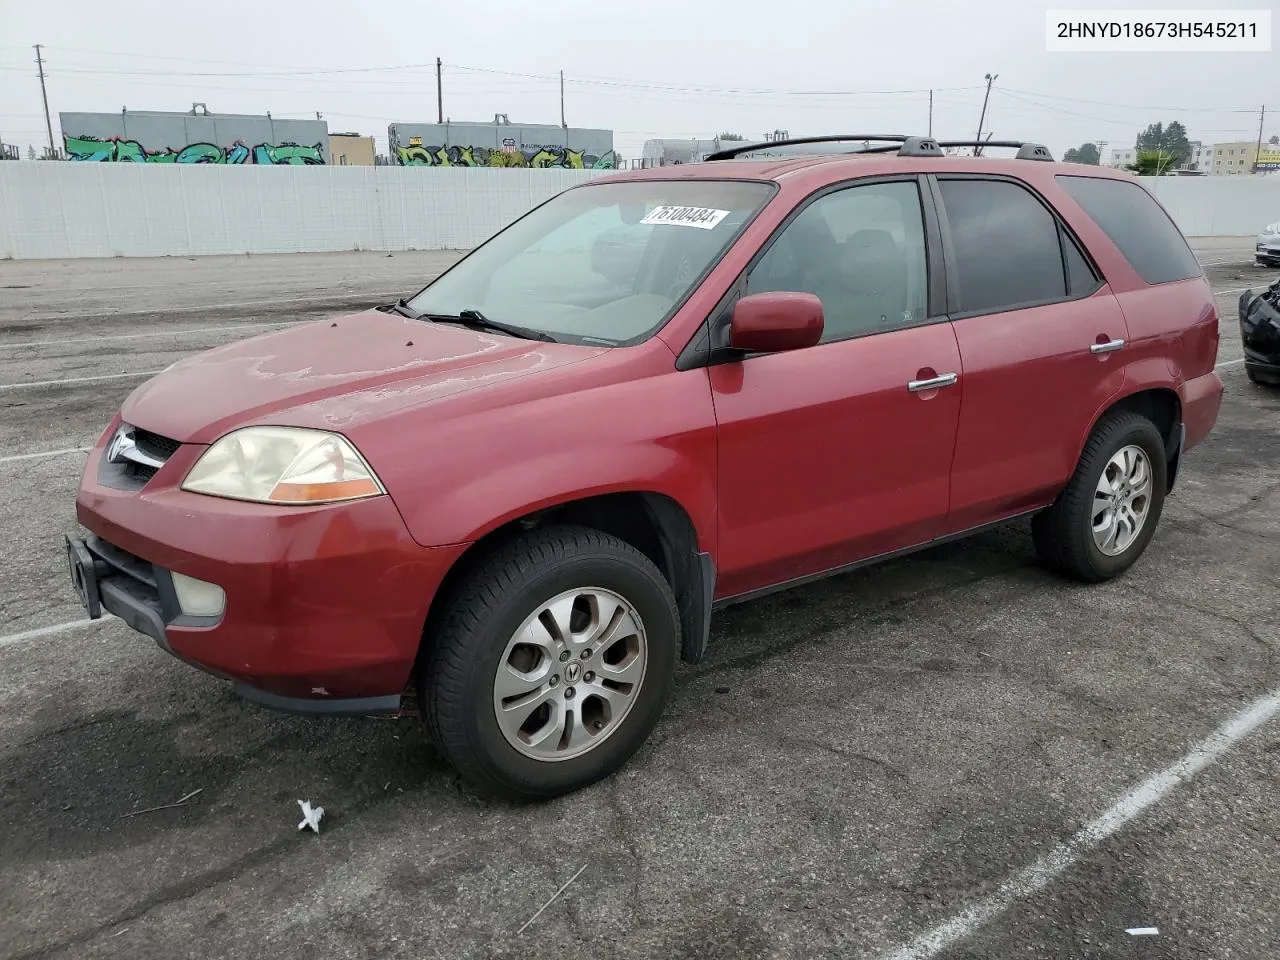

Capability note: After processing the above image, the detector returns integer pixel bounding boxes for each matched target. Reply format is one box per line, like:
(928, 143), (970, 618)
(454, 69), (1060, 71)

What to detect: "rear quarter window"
(1055, 175), (1202, 285)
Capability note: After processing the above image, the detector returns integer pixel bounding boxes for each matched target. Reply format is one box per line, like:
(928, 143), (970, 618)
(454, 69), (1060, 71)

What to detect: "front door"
(709, 178), (963, 599)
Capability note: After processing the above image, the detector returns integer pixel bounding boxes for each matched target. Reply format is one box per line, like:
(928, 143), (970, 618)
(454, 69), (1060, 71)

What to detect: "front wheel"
(1032, 411), (1168, 583)
(421, 525), (679, 801)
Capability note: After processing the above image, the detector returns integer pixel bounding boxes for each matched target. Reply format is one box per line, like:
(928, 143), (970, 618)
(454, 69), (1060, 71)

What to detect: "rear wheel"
(1033, 411), (1168, 583)
(422, 525), (679, 801)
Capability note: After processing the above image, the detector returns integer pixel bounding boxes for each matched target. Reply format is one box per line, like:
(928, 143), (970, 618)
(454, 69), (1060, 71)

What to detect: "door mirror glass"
(730, 292), (824, 353)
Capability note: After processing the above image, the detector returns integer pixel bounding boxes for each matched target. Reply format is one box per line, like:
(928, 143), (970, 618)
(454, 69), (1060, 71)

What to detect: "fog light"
(171, 572), (226, 618)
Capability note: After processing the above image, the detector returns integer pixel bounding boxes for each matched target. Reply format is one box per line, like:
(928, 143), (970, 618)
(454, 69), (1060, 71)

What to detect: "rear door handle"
(1090, 338), (1125, 354)
(907, 372), (958, 392)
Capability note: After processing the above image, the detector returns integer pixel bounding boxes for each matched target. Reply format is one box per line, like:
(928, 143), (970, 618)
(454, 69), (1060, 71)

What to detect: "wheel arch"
(1077, 383), (1183, 493)
(419, 490), (715, 679)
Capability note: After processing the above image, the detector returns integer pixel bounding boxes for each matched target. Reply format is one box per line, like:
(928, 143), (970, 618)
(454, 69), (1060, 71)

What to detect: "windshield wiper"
(423, 308), (559, 343)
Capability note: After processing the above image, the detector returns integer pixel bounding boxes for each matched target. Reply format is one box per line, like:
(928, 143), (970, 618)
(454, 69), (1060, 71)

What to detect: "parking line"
(1217, 358), (1245, 368)
(0, 446), (90, 464)
(0, 370), (164, 390)
(0, 320), (302, 349)
(0, 616), (110, 649)
(879, 688), (1280, 960)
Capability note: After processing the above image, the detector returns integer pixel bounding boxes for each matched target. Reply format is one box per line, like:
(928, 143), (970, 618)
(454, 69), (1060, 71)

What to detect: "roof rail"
(703, 135), (913, 161)
(701, 135), (1054, 163)
(934, 140), (1055, 161)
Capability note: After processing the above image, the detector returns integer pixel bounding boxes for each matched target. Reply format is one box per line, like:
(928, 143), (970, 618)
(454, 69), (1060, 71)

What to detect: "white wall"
(0, 163), (608, 260)
(1, 164), (1275, 261)
(1139, 175), (1280, 237)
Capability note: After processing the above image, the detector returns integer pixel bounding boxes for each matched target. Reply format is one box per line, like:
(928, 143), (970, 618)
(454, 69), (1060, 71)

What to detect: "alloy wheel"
(1091, 444), (1152, 556)
(492, 587), (648, 762)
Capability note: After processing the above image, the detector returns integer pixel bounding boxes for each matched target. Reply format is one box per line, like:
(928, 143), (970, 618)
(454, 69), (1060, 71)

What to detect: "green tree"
(1163, 121), (1190, 163)
(1063, 142), (1101, 165)
(1270, 135), (1279, 145)
(1135, 121), (1190, 164)
(1126, 149), (1178, 176)
(717, 132), (746, 141)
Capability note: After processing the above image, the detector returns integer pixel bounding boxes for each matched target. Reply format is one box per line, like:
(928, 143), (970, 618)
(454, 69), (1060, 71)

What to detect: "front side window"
(408, 179), (775, 345)
(937, 178), (1069, 315)
(746, 180), (930, 342)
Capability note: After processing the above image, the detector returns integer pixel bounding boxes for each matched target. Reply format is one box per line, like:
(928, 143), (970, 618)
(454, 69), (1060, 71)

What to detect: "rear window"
(1055, 175), (1202, 285)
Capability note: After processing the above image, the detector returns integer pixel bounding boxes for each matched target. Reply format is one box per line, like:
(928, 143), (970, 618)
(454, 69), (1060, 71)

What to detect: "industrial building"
(58, 105), (329, 163)
(388, 114), (617, 168)
(329, 132), (376, 166)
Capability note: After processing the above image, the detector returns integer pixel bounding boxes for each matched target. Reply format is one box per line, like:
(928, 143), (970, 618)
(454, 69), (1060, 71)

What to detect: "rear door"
(708, 177), (964, 598)
(931, 175), (1130, 533)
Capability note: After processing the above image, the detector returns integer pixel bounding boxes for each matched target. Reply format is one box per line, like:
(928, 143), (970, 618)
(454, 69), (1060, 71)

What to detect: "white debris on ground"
(1125, 927), (1159, 936)
(297, 799), (325, 834)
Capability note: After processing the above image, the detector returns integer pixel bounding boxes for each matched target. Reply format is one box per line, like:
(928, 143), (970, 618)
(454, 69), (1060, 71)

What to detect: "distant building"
(388, 114), (617, 168)
(640, 138), (723, 167)
(640, 133), (886, 168)
(329, 132), (375, 166)
(1207, 140), (1280, 175)
(1183, 141), (1214, 173)
(58, 105), (328, 163)
(1108, 147), (1137, 168)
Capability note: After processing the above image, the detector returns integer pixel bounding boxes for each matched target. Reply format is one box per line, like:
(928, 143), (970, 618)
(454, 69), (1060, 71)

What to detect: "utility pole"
(34, 44), (55, 158)
(436, 58), (443, 125)
(1252, 104), (1266, 174)
(974, 72), (997, 156)
(928, 89), (933, 137)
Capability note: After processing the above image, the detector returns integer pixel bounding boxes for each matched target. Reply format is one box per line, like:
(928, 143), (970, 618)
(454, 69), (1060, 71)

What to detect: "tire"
(1032, 411), (1168, 583)
(421, 525), (679, 801)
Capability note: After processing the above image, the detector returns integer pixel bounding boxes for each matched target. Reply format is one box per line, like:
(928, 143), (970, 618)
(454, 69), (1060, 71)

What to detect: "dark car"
(1239, 280), (1280, 385)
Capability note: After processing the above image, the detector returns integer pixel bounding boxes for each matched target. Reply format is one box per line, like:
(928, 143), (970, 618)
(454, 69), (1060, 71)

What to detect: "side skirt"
(711, 508), (1043, 612)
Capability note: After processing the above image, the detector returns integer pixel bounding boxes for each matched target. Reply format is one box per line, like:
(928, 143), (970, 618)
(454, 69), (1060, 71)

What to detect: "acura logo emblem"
(106, 426), (136, 465)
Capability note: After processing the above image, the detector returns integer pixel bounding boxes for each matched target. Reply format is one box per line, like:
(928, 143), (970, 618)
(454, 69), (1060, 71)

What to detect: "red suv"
(67, 136), (1223, 800)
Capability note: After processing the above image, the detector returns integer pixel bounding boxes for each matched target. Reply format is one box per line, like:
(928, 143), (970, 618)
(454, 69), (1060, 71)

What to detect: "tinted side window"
(1062, 226), (1100, 296)
(937, 179), (1066, 315)
(746, 180), (929, 343)
(1055, 175), (1201, 285)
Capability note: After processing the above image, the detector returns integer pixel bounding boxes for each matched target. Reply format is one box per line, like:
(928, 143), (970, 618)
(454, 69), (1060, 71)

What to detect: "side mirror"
(729, 292), (824, 353)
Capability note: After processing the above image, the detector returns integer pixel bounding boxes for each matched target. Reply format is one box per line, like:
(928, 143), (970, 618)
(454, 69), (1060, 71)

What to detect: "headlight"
(181, 426), (385, 505)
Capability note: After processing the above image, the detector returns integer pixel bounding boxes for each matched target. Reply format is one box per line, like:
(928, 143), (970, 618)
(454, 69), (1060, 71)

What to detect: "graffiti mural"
(394, 138), (618, 170)
(64, 135), (325, 165)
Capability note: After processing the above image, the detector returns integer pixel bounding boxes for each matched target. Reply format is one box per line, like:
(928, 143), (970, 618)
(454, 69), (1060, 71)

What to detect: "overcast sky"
(1, 0), (1275, 161)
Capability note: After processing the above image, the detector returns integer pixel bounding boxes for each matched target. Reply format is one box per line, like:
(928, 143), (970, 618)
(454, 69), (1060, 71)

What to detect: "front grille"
(98, 423), (183, 490)
(133, 427), (181, 463)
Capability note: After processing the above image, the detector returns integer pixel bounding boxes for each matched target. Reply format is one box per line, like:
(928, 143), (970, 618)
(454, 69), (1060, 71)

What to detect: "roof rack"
(934, 140), (1055, 161)
(703, 135), (942, 161)
(703, 135), (1053, 162)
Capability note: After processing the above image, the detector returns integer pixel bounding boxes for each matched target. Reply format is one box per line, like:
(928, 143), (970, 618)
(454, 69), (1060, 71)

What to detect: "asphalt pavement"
(0, 241), (1277, 960)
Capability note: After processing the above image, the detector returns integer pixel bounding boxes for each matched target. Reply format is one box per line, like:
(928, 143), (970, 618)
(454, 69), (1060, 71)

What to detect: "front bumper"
(1256, 242), (1280, 265)
(1244, 355), (1280, 385)
(69, 432), (468, 714)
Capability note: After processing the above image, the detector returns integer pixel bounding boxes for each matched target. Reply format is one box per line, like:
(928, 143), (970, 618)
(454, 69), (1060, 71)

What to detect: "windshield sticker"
(639, 205), (731, 229)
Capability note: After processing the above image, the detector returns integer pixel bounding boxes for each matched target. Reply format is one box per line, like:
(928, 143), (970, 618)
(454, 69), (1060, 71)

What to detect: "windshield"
(406, 179), (775, 346)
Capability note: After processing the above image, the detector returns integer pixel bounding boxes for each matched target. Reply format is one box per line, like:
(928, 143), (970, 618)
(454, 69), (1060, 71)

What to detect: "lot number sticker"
(640, 205), (731, 229)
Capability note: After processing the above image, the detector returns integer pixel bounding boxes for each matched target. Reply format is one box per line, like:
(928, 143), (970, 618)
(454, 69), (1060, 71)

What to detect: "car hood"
(120, 309), (602, 444)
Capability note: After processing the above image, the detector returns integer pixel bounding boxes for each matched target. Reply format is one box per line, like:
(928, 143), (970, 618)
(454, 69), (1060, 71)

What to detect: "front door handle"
(907, 372), (958, 392)
(1090, 338), (1126, 354)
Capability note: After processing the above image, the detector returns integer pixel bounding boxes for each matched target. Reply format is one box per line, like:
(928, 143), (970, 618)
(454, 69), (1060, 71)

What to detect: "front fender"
(363, 363), (721, 553)
(406, 440), (718, 549)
